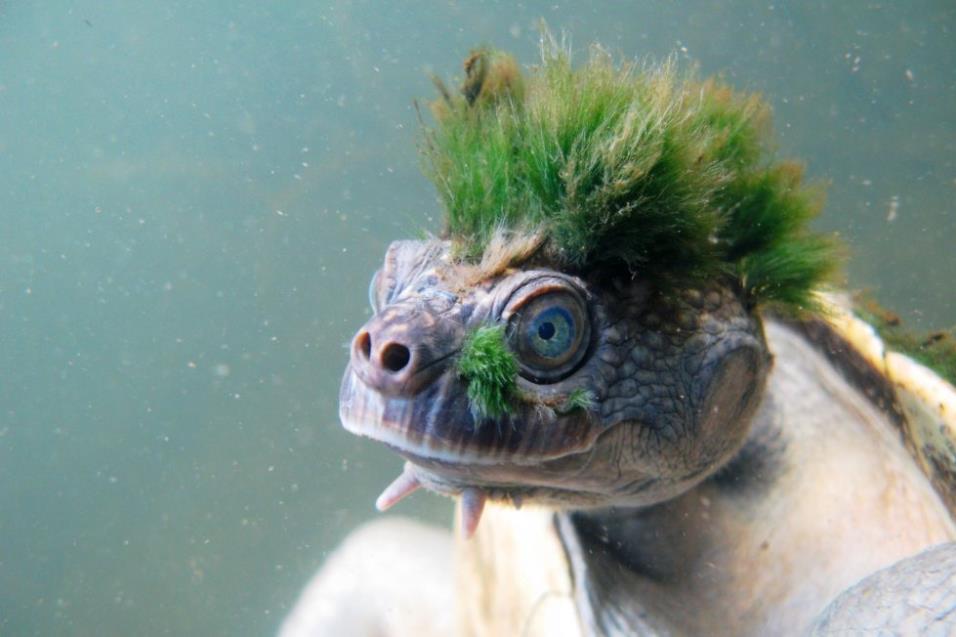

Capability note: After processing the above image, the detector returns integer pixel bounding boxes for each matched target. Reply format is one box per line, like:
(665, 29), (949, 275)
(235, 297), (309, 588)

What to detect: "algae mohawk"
(422, 41), (839, 312)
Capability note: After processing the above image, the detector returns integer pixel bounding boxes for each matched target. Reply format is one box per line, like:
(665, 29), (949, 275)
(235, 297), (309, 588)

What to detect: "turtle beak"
(338, 296), (476, 461)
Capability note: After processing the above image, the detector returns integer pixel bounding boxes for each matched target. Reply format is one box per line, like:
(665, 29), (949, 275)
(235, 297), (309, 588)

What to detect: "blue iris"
(525, 306), (575, 359)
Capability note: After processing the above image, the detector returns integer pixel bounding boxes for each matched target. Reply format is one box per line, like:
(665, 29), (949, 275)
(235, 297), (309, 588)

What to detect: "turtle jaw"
(339, 366), (608, 504)
(340, 364), (600, 465)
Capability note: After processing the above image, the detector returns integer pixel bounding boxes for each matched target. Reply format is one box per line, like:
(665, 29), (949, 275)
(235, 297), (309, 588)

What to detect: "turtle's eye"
(508, 289), (590, 383)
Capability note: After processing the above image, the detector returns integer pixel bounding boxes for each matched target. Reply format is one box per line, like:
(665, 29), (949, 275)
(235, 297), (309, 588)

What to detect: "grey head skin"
(340, 238), (769, 520)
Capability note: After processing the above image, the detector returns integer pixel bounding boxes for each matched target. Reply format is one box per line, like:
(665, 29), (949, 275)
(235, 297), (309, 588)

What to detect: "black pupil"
(537, 321), (556, 340)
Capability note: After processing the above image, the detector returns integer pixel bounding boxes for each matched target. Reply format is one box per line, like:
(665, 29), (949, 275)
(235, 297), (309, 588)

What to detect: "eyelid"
(501, 277), (586, 321)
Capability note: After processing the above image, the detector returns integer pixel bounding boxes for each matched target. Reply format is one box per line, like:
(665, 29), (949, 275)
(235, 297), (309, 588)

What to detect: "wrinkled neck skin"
(562, 320), (956, 636)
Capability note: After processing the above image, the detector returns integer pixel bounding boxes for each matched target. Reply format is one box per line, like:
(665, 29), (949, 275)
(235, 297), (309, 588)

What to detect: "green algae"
(421, 38), (839, 313)
(457, 325), (519, 420)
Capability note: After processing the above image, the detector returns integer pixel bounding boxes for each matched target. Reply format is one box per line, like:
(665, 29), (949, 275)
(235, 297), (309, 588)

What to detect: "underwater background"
(1, 1), (953, 635)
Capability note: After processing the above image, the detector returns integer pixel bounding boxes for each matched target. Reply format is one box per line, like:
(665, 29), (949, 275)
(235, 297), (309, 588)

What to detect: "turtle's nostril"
(356, 331), (372, 360)
(381, 342), (411, 373)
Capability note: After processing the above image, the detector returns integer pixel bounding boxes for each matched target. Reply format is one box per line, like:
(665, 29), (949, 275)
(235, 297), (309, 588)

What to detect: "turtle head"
(341, 238), (771, 530)
(339, 43), (838, 535)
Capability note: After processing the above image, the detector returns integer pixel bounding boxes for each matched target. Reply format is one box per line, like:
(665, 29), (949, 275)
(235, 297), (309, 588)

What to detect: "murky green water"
(0, 2), (952, 635)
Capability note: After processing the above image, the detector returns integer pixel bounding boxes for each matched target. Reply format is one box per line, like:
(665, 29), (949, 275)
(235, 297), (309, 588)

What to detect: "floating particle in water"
(886, 196), (899, 222)
(213, 363), (231, 377)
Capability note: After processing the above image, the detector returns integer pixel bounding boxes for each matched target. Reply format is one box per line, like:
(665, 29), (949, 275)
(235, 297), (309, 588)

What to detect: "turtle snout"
(354, 330), (411, 373)
(349, 306), (460, 397)
(352, 326), (417, 393)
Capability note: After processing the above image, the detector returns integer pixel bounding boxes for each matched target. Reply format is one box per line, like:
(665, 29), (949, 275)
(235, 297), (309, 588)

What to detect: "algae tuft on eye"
(457, 325), (519, 421)
(559, 388), (595, 414)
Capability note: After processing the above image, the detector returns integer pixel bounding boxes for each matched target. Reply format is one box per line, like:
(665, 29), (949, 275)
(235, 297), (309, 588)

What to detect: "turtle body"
(280, 42), (956, 637)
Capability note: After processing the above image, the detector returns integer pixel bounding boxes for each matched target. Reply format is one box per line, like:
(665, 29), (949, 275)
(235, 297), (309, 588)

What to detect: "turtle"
(280, 40), (956, 637)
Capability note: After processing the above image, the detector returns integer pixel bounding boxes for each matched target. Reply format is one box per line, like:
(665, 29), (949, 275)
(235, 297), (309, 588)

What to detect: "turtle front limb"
(809, 542), (956, 636)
